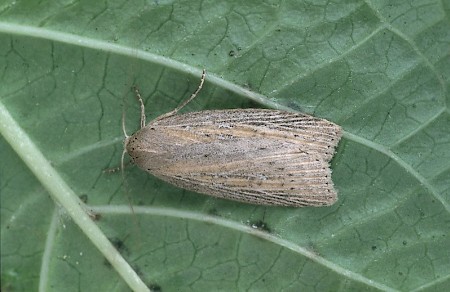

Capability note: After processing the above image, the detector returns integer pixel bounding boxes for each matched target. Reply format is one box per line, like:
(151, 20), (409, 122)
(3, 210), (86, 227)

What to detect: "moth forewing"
(126, 108), (341, 207)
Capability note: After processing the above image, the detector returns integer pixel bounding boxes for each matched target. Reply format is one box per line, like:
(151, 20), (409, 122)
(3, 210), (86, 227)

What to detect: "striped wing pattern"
(128, 109), (342, 206)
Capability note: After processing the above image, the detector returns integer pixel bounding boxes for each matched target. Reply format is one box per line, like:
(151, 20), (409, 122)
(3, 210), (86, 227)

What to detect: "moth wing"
(157, 151), (337, 206)
(145, 109), (342, 206)
(156, 109), (341, 161)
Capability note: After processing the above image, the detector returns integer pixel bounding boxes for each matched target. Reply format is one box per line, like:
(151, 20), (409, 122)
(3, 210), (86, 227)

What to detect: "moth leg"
(156, 69), (206, 120)
(102, 160), (132, 174)
(132, 86), (146, 129)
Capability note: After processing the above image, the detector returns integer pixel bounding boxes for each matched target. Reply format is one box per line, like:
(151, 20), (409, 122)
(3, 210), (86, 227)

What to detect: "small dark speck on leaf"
(79, 194), (88, 203)
(250, 220), (271, 233)
(149, 283), (162, 292)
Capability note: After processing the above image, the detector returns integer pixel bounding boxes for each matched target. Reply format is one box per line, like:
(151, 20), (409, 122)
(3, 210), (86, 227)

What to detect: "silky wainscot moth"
(123, 70), (341, 207)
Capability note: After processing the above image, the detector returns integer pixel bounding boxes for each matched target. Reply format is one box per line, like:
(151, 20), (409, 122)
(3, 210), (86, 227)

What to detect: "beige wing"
(138, 109), (342, 207)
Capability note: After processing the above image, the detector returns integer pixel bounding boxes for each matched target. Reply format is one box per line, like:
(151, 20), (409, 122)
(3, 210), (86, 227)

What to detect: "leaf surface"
(1, 1), (449, 291)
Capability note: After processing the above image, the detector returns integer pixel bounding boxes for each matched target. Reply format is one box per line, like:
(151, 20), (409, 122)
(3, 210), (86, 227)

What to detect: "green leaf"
(1, 1), (449, 291)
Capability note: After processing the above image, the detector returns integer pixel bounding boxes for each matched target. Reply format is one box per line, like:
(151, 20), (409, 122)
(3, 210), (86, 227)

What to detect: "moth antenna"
(133, 86), (146, 129)
(157, 69), (206, 120)
(121, 146), (127, 178)
(122, 108), (129, 139)
(120, 90), (134, 214)
(174, 69), (206, 113)
(120, 145), (135, 215)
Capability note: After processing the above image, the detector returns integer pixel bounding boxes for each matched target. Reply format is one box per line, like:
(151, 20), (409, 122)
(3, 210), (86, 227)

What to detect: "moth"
(123, 70), (341, 207)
